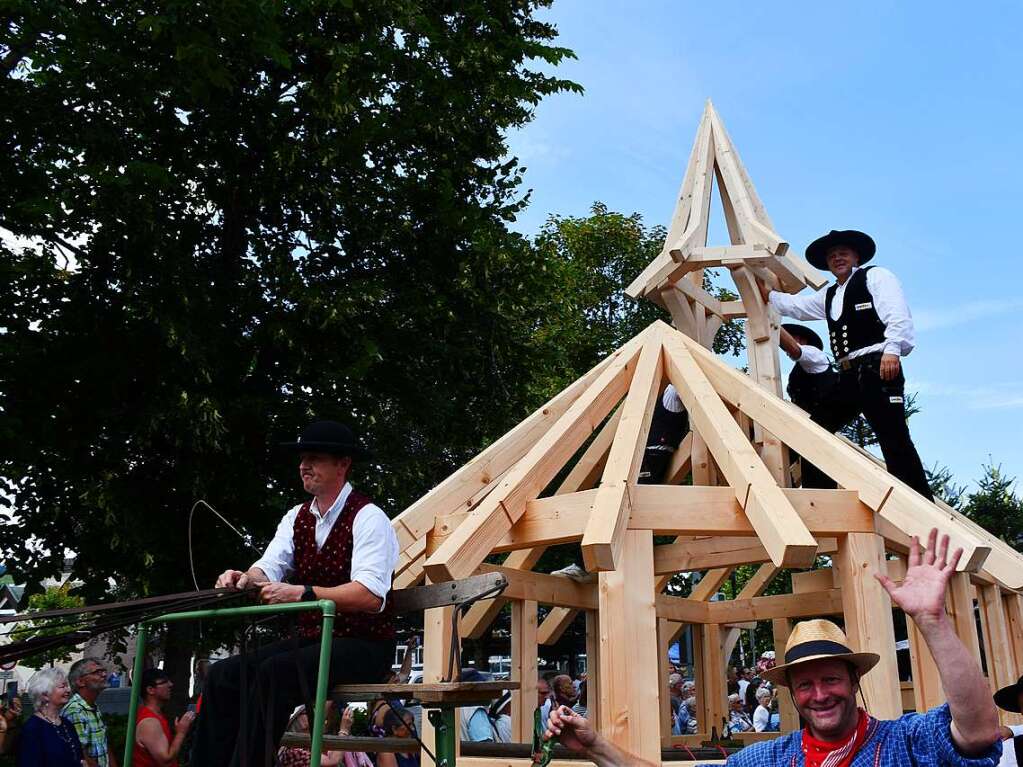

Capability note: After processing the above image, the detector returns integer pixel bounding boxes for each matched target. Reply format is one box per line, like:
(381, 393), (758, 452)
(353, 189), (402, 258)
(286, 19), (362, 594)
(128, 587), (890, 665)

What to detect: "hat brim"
(761, 651), (880, 688)
(781, 324), (825, 351)
(279, 441), (373, 461)
(994, 683), (1023, 713)
(806, 231), (876, 271)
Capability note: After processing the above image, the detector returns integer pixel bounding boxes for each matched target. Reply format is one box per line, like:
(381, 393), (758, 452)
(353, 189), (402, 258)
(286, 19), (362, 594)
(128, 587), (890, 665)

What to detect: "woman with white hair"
(727, 693), (753, 733)
(18, 667), (84, 766)
(752, 686), (774, 733)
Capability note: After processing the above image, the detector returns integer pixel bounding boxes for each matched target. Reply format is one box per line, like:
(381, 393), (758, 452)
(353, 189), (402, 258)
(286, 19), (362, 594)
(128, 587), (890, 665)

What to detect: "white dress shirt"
(252, 482), (399, 608)
(663, 384), (684, 413)
(769, 266), (915, 361)
(999, 724), (1023, 767)
(794, 344), (831, 374)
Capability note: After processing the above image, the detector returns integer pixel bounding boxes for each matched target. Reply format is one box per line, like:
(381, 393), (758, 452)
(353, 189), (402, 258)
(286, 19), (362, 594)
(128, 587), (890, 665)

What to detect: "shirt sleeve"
(753, 706), (769, 732)
(1011, 724), (1023, 736)
(350, 504), (399, 610)
(250, 505), (301, 583)
(795, 344), (831, 374)
(867, 267), (916, 357)
(899, 704), (1002, 766)
(662, 384), (685, 413)
(769, 286), (828, 321)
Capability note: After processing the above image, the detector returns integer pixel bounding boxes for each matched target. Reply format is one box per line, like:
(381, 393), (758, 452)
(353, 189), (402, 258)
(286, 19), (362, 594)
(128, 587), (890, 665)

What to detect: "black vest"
(786, 364), (837, 412)
(646, 389), (689, 451)
(824, 266), (887, 358)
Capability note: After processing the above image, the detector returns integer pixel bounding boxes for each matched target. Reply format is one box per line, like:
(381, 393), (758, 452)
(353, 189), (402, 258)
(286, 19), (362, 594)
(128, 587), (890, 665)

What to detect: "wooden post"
(833, 533), (901, 718)
(947, 573), (983, 667)
(978, 584), (1018, 726)
(1005, 593), (1023, 684)
(422, 516), (456, 756)
(772, 618), (800, 732)
(597, 530), (660, 762)
(658, 619), (674, 741)
(511, 599), (539, 742)
(585, 610), (601, 728)
(699, 623), (728, 737)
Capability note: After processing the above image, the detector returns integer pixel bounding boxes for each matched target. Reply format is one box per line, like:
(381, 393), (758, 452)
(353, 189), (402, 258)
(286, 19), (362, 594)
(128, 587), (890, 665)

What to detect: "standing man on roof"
(780, 323), (838, 488)
(192, 419), (399, 767)
(759, 230), (933, 500)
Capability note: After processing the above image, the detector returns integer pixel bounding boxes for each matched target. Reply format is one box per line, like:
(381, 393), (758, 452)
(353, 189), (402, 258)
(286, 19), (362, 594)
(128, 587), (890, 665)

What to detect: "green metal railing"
(122, 599), (337, 767)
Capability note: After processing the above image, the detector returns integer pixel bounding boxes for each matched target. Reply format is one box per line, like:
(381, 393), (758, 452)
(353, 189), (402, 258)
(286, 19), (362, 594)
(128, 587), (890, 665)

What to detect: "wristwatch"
(301, 585), (316, 602)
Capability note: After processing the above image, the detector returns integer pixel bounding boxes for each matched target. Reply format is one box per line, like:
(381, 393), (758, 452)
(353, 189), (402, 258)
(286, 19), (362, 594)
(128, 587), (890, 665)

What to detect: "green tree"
(9, 584), (86, 668)
(1, 0), (578, 710)
(926, 463), (967, 510)
(962, 462), (1023, 550)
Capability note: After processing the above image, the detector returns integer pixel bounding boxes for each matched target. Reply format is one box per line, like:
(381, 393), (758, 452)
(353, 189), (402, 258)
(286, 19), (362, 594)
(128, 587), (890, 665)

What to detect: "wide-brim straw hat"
(994, 674), (1023, 713)
(805, 230), (876, 271)
(761, 619), (879, 688)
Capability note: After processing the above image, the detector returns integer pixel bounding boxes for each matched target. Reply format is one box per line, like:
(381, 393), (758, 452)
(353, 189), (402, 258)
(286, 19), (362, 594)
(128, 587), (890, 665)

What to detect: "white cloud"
(910, 378), (1023, 410)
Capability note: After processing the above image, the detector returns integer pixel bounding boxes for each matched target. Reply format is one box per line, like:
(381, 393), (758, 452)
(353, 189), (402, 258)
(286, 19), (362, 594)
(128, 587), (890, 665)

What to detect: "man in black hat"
(759, 230), (933, 500)
(780, 323), (838, 488)
(994, 675), (1023, 766)
(192, 420), (399, 767)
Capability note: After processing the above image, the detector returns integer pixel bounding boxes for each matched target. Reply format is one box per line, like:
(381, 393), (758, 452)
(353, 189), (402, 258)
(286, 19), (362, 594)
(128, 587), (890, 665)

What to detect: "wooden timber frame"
(382, 101), (1023, 765)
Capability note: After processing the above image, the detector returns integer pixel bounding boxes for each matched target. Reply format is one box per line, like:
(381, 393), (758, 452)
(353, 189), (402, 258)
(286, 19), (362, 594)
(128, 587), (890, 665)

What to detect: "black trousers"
(638, 448), (673, 484)
(191, 634), (395, 767)
(801, 354), (933, 501)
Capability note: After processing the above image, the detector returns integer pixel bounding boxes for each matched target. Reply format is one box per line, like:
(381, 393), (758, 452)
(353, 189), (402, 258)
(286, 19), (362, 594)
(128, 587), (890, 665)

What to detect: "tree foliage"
(961, 462), (1023, 550)
(9, 584), (86, 668)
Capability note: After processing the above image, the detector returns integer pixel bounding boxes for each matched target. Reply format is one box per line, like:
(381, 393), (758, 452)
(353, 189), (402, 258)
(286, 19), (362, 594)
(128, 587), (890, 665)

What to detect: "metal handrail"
(122, 599), (337, 767)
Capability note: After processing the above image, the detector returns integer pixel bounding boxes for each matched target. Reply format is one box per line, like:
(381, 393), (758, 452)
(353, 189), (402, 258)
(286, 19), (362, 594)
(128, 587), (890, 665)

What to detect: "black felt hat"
(280, 420), (372, 461)
(805, 230), (876, 271)
(994, 674), (1023, 714)
(781, 323), (825, 351)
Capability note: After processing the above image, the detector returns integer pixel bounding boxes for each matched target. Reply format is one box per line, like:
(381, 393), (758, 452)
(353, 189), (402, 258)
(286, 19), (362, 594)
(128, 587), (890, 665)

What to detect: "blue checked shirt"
(62, 692), (110, 767)
(725, 705), (1001, 767)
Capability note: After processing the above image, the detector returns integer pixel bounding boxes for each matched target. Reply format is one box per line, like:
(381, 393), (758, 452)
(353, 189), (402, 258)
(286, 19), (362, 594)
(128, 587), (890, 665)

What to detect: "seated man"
(545, 529), (1002, 767)
(192, 419), (399, 766)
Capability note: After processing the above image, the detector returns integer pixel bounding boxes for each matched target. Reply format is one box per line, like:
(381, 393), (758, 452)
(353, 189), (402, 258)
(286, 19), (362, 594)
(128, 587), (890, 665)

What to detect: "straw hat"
(761, 619), (879, 688)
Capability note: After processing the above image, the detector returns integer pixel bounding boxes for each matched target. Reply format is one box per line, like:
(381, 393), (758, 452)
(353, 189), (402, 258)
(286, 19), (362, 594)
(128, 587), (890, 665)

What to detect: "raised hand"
(875, 528), (961, 626)
(545, 705), (595, 754)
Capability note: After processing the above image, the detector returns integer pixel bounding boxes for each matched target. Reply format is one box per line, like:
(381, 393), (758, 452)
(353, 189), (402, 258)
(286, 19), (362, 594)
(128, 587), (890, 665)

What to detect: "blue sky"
(505, 0), (1023, 491)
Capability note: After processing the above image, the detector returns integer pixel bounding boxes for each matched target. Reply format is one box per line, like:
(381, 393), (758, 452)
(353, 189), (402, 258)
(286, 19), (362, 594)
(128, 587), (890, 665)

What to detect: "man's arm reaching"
(544, 706), (657, 767)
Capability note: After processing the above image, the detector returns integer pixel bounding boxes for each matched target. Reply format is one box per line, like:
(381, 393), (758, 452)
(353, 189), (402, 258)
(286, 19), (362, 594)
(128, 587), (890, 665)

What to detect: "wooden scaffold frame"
(383, 101), (1023, 766)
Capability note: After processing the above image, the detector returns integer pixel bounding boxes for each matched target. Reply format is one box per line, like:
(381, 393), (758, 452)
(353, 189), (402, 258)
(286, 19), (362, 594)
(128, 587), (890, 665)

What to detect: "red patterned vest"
(292, 490), (395, 640)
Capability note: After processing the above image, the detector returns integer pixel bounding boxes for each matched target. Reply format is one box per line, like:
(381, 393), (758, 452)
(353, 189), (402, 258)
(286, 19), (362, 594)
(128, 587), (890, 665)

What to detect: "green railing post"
(308, 599), (336, 766)
(428, 708), (457, 767)
(123, 624), (149, 767)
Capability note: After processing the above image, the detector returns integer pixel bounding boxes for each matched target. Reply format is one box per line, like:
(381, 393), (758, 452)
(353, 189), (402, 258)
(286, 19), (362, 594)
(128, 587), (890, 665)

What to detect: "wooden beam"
(537, 607), (580, 646)
(698, 623), (728, 737)
(663, 431), (694, 484)
(476, 565), (597, 610)
(424, 332), (647, 582)
(510, 599), (538, 742)
(654, 594), (710, 623)
(690, 567), (732, 602)
(1005, 593), (1023, 691)
(598, 530), (661, 762)
(705, 589), (843, 624)
(394, 347), (621, 546)
(978, 584), (1018, 726)
(772, 619), (800, 730)
(462, 407), (625, 639)
(791, 568), (834, 594)
(675, 330), (998, 579)
(585, 611), (601, 727)
(661, 332), (817, 568)
(833, 533), (901, 718)
(583, 334), (664, 571)
(947, 572), (983, 667)
(654, 536), (837, 575)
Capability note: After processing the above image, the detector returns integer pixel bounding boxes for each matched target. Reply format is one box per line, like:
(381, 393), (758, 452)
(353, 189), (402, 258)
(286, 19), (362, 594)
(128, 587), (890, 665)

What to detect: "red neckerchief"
(802, 709), (869, 767)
